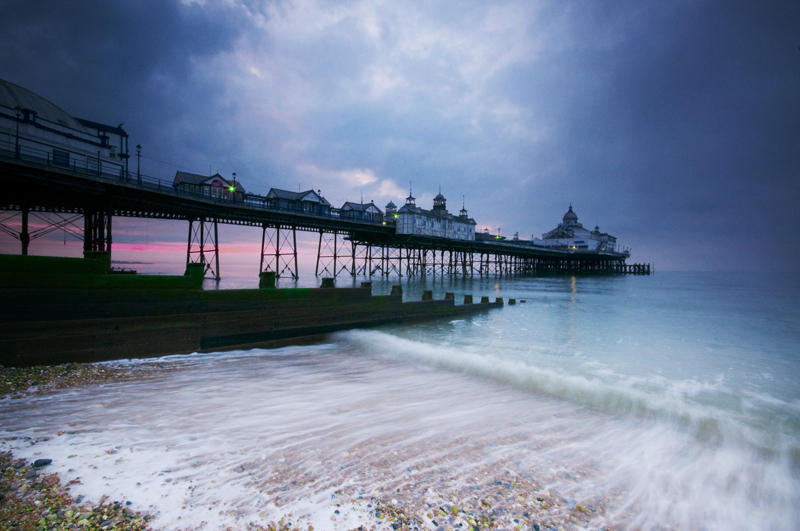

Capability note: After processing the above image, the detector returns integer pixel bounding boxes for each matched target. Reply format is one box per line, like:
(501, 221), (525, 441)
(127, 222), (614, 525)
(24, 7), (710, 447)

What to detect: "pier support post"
(20, 205), (29, 256)
(368, 244), (385, 276)
(385, 245), (402, 278)
(1, 208), (85, 255)
(186, 217), (220, 280)
(354, 242), (371, 277)
(261, 224), (298, 279)
(316, 230), (353, 277)
(82, 205), (112, 254)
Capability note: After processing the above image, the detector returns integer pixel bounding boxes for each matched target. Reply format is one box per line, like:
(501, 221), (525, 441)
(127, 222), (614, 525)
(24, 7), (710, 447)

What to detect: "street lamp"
(136, 144), (142, 184)
(14, 107), (21, 159)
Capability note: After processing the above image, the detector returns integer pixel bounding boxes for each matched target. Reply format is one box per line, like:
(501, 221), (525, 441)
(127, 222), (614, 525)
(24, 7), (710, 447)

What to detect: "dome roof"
(385, 200), (397, 209)
(0, 78), (89, 133)
(563, 205), (578, 223)
(434, 192), (446, 201)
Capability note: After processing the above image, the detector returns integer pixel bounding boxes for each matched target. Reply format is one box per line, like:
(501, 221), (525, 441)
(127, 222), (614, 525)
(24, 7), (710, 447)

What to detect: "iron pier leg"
(83, 210), (92, 253)
(186, 217), (220, 280)
(350, 241), (356, 277)
(316, 230), (323, 276)
(292, 227), (298, 279)
(20, 206), (29, 256)
(333, 233), (337, 276)
(275, 227), (281, 275)
(186, 218), (194, 269)
(83, 207), (110, 253)
(214, 219), (220, 281)
(260, 223), (267, 274)
(107, 212), (112, 256)
(199, 218), (206, 272)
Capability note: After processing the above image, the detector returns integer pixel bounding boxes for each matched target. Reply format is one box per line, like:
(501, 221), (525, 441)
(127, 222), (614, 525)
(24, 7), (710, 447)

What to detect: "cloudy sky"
(1, 0), (798, 271)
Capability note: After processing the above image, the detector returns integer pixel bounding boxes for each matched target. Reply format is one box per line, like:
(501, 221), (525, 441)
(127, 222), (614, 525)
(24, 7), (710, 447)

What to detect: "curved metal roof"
(563, 205), (579, 222)
(0, 78), (89, 133)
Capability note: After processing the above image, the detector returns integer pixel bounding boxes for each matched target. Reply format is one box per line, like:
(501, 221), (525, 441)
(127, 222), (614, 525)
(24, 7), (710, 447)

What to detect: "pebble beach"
(0, 363), (165, 531)
(1, 359), (619, 531)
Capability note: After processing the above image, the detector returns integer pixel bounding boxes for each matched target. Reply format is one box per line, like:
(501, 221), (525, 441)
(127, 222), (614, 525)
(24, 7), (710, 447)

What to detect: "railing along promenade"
(0, 139), (646, 280)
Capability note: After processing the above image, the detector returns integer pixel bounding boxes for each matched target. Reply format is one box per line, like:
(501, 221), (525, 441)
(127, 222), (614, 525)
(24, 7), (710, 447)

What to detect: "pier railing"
(0, 139), (387, 226)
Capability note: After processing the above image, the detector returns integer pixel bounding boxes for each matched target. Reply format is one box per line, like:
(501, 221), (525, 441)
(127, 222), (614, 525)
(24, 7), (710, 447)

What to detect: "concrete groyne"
(0, 254), (503, 367)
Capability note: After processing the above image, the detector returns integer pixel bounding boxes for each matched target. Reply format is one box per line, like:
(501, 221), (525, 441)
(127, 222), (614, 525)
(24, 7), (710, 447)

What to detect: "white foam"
(1, 340), (798, 530)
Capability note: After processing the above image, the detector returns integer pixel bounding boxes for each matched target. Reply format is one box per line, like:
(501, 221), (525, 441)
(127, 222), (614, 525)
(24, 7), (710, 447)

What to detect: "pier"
(0, 152), (650, 280)
(0, 77), (650, 280)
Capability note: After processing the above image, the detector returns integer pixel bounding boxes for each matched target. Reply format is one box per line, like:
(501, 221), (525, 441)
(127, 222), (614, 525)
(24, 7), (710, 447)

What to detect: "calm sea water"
(1, 270), (799, 530)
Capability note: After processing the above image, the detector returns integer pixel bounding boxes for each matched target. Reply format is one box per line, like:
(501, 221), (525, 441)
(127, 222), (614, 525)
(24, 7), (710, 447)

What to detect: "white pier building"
(395, 190), (476, 240)
(535, 205), (618, 252)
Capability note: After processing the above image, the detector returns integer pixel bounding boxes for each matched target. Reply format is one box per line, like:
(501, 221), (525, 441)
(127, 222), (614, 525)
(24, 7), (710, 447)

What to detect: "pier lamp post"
(136, 144), (142, 184)
(14, 106), (21, 159)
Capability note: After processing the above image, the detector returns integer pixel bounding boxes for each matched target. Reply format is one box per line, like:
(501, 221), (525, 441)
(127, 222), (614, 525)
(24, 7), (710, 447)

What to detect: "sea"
(1, 268), (799, 531)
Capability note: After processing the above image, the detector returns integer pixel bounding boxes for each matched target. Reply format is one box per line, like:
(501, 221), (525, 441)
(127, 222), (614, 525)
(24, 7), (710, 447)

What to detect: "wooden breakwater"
(0, 254), (503, 367)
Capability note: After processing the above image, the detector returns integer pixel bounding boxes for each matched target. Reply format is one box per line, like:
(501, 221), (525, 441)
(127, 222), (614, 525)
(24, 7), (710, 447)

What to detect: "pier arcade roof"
(266, 188), (332, 207)
(0, 78), (90, 133)
(341, 201), (382, 214)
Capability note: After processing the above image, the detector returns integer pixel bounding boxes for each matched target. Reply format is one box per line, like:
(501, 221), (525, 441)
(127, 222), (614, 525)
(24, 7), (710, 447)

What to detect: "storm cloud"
(1, 0), (798, 270)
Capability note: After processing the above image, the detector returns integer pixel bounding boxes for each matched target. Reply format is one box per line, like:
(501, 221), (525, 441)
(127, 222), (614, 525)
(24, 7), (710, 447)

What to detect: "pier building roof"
(0, 79), (89, 133)
(341, 201), (382, 214)
(541, 205), (617, 246)
(562, 205), (579, 225)
(266, 188), (332, 207)
(174, 171), (246, 193)
(397, 201), (476, 225)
